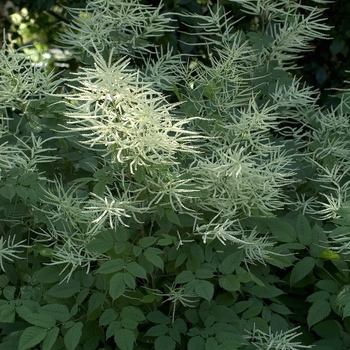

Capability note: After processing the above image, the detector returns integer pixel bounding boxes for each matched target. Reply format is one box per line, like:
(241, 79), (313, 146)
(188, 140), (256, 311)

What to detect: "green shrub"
(1, 0), (350, 349)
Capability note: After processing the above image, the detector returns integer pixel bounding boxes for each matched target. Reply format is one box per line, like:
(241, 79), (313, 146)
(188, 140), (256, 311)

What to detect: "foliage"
(2, 0), (350, 349)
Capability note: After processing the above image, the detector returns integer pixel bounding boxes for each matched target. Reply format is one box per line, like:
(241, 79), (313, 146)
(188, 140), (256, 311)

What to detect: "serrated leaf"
(16, 306), (56, 328)
(0, 186), (16, 200)
(138, 237), (157, 248)
(18, 326), (47, 350)
(268, 219), (297, 242)
(219, 275), (240, 292)
(42, 327), (59, 350)
(98, 259), (124, 274)
(250, 284), (284, 298)
(343, 301), (350, 318)
(195, 280), (214, 301)
(19, 172), (38, 186)
(165, 210), (181, 226)
(175, 270), (195, 283)
(296, 214), (312, 245)
(218, 250), (243, 274)
(0, 305), (15, 323)
(126, 261), (147, 279)
(290, 257), (315, 285)
(109, 273), (125, 300)
(46, 279), (80, 298)
(144, 250), (164, 270)
(89, 293), (106, 313)
(114, 328), (135, 350)
(307, 300), (331, 327)
(188, 336), (205, 350)
(86, 239), (113, 253)
(106, 321), (121, 339)
(123, 272), (136, 289)
(145, 324), (168, 337)
(154, 335), (176, 350)
(64, 322), (83, 350)
(40, 304), (70, 322)
(195, 268), (214, 279)
(99, 309), (118, 326)
(147, 310), (171, 324)
(121, 306), (145, 322)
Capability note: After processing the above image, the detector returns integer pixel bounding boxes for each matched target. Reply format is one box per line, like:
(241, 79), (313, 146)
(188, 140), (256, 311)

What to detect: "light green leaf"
(98, 259), (124, 274)
(46, 279), (80, 298)
(290, 257), (315, 285)
(126, 261), (147, 279)
(154, 335), (176, 350)
(42, 327), (60, 350)
(188, 336), (205, 350)
(64, 322), (83, 350)
(307, 300), (331, 327)
(114, 328), (135, 350)
(195, 280), (214, 301)
(296, 214), (312, 246)
(18, 326), (47, 350)
(109, 273), (125, 300)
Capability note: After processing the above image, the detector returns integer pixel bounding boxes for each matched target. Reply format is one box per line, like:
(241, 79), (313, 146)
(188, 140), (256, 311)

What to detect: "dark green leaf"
(98, 259), (124, 274)
(296, 214), (312, 246)
(64, 322), (83, 350)
(46, 279), (80, 298)
(307, 300), (331, 328)
(114, 328), (135, 350)
(42, 327), (59, 350)
(18, 326), (47, 350)
(126, 261), (147, 279)
(109, 273), (125, 300)
(290, 257), (315, 285)
(154, 335), (176, 350)
(195, 280), (214, 301)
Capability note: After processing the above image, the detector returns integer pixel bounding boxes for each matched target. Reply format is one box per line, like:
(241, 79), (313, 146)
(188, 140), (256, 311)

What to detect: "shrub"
(1, 0), (350, 349)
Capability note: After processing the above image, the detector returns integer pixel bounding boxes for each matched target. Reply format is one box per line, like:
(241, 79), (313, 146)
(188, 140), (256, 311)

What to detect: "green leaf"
(42, 327), (60, 350)
(138, 237), (157, 248)
(98, 259), (124, 274)
(175, 270), (195, 283)
(147, 310), (171, 324)
(268, 219), (297, 243)
(40, 304), (70, 322)
(144, 249), (164, 270)
(123, 272), (136, 289)
(16, 306), (56, 328)
(154, 335), (176, 350)
(145, 324), (168, 337)
(0, 305), (15, 323)
(64, 322), (83, 350)
(19, 172), (38, 186)
(195, 280), (214, 301)
(121, 306), (145, 322)
(114, 328), (135, 350)
(250, 284), (284, 298)
(307, 300), (331, 328)
(18, 326), (47, 350)
(89, 293), (106, 313)
(46, 279), (80, 298)
(188, 336), (205, 350)
(290, 257), (315, 285)
(99, 309), (118, 326)
(218, 250), (243, 274)
(126, 261), (147, 279)
(0, 186), (16, 200)
(315, 280), (338, 293)
(86, 239), (113, 253)
(219, 275), (241, 292)
(109, 273), (126, 300)
(195, 268), (214, 279)
(296, 214), (312, 245)
(34, 265), (61, 283)
(165, 210), (181, 226)
(343, 301), (350, 318)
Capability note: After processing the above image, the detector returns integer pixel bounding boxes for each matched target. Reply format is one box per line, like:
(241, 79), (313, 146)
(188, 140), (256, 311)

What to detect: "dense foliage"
(1, 0), (350, 349)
